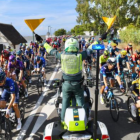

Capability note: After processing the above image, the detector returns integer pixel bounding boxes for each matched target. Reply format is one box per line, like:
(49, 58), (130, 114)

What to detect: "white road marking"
(16, 63), (60, 140)
(27, 97), (55, 140)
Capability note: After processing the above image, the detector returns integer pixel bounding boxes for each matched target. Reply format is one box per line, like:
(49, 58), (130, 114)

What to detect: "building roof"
(0, 23), (27, 45)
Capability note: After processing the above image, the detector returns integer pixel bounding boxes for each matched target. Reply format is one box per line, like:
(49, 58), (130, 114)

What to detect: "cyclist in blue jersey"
(109, 42), (119, 57)
(38, 44), (47, 59)
(0, 71), (22, 130)
(25, 46), (34, 63)
(32, 56), (47, 86)
(100, 58), (123, 104)
(116, 50), (131, 76)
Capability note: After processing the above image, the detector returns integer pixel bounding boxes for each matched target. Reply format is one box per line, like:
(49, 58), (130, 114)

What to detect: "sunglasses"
(122, 55), (126, 57)
(11, 59), (16, 62)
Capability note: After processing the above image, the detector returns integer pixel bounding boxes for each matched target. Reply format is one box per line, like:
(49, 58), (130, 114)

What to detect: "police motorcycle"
(43, 77), (110, 140)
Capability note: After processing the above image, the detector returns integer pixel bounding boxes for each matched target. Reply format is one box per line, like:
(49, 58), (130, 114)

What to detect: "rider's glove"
(120, 84), (124, 89)
(6, 109), (11, 115)
(105, 86), (108, 91)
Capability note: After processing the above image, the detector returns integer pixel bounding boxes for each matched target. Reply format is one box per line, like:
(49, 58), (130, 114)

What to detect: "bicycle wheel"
(5, 118), (12, 140)
(19, 98), (25, 123)
(110, 98), (119, 122)
(37, 77), (43, 95)
(127, 96), (138, 122)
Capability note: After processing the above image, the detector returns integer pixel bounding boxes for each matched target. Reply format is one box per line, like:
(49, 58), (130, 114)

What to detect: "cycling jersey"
(132, 53), (140, 63)
(132, 78), (140, 96)
(125, 46), (132, 53)
(39, 47), (46, 57)
(25, 49), (34, 58)
(100, 64), (118, 77)
(34, 57), (46, 69)
(99, 55), (109, 65)
(110, 47), (119, 57)
(116, 54), (128, 67)
(0, 78), (19, 103)
(8, 58), (24, 72)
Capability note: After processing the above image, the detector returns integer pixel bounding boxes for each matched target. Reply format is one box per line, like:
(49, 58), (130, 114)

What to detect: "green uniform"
(99, 55), (109, 65)
(44, 43), (88, 121)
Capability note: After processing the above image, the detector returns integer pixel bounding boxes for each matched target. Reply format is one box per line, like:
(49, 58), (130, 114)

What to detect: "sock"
(17, 118), (21, 123)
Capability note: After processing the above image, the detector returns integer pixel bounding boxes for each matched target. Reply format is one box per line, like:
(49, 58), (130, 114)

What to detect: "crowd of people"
(0, 34), (140, 135)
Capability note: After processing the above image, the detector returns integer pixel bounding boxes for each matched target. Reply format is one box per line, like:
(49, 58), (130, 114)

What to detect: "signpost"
(92, 44), (105, 140)
(24, 18), (45, 41)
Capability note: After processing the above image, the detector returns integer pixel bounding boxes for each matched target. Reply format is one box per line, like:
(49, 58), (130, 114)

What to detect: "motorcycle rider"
(44, 38), (89, 123)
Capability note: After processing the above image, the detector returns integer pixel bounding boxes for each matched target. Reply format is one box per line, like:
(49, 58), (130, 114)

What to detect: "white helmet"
(26, 46), (30, 49)
(65, 38), (79, 50)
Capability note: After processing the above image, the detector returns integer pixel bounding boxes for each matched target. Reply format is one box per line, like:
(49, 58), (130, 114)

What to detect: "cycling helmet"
(0, 71), (6, 82)
(39, 43), (43, 47)
(36, 56), (40, 62)
(16, 50), (22, 56)
(120, 50), (127, 56)
(9, 55), (15, 62)
(65, 38), (79, 50)
(111, 42), (117, 47)
(107, 57), (116, 65)
(103, 50), (109, 56)
(128, 43), (132, 47)
(26, 46), (30, 50)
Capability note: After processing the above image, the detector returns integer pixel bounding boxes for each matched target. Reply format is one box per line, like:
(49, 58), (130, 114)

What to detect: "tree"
(54, 29), (66, 36)
(75, 0), (140, 35)
(71, 25), (85, 35)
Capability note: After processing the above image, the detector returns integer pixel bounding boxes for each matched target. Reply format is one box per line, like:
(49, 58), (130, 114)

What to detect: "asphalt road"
(10, 55), (140, 140)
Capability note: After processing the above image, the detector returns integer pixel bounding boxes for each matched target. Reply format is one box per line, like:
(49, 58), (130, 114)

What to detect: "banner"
(102, 16), (116, 30)
(24, 18), (45, 32)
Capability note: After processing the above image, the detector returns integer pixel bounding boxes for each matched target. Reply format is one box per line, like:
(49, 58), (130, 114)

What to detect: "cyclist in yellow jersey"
(130, 71), (140, 117)
(99, 50), (109, 69)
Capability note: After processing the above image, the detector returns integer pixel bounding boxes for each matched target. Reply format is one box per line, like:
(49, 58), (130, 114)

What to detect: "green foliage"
(75, 0), (140, 35)
(54, 29), (66, 36)
(71, 25), (85, 35)
(119, 26), (140, 45)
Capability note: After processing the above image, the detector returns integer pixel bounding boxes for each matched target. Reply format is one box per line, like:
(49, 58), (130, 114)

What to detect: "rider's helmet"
(107, 57), (116, 65)
(16, 50), (22, 56)
(26, 46), (30, 50)
(120, 50), (127, 56)
(65, 38), (79, 52)
(111, 42), (117, 47)
(0, 71), (6, 82)
(128, 43), (132, 47)
(36, 56), (40, 62)
(103, 50), (109, 56)
(9, 55), (15, 62)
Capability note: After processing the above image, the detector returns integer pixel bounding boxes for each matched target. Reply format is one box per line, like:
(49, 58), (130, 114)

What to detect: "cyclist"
(81, 37), (86, 51)
(107, 40), (112, 52)
(32, 56), (47, 86)
(99, 50), (109, 69)
(109, 42), (119, 57)
(0, 71), (22, 130)
(125, 43), (133, 55)
(7, 46), (14, 55)
(8, 55), (28, 97)
(100, 58), (124, 104)
(25, 46), (34, 64)
(116, 50), (131, 75)
(38, 43), (47, 59)
(130, 71), (140, 117)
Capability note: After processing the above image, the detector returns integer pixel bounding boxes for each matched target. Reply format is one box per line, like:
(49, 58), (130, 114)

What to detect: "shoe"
(61, 121), (67, 130)
(29, 79), (32, 84)
(17, 122), (22, 131)
(44, 82), (47, 86)
(100, 95), (104, 105)
(130, 103), (136, 117)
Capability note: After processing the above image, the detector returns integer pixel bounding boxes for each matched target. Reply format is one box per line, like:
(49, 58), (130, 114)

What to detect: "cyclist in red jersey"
(125, 43), (133, 55)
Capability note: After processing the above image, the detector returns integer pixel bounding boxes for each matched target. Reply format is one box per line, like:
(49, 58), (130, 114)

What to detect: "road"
(11, 55), (140, 140)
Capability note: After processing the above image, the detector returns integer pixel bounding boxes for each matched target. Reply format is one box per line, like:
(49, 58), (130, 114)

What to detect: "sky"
(0, 0), (78, 36)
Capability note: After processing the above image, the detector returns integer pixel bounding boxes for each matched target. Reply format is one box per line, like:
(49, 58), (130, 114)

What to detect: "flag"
(24, 18), (45, 32)
(102, 16), (116, 30)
